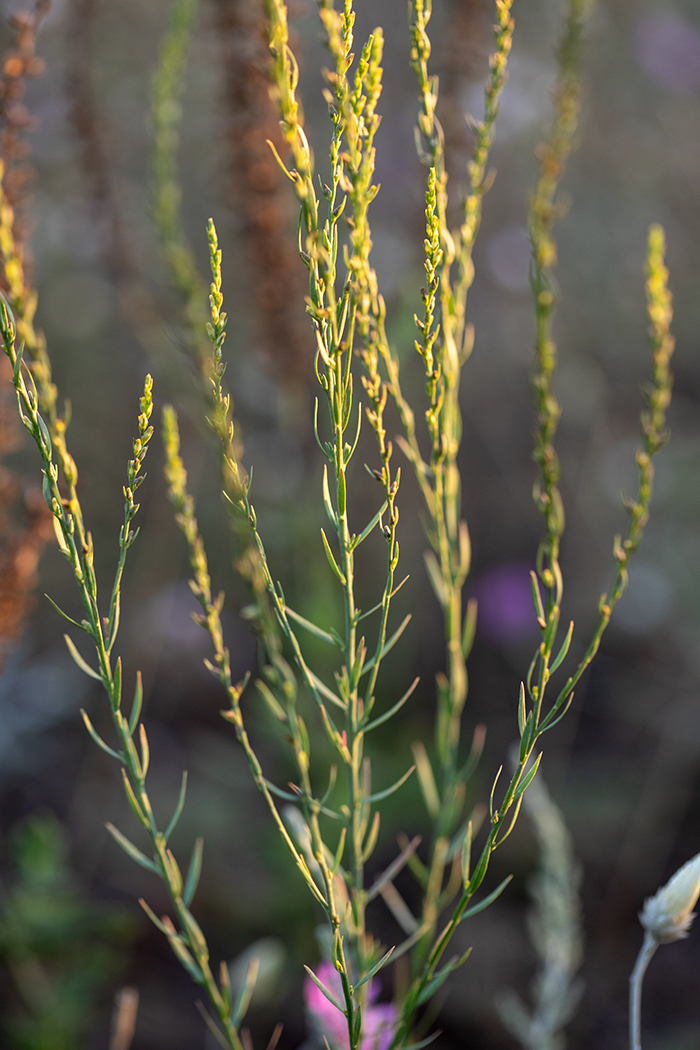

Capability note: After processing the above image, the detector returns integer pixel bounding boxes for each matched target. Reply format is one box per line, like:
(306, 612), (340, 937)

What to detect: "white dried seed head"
(640, 852), (700, 942)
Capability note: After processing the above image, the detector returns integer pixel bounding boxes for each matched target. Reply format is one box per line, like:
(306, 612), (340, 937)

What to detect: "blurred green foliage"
(0, 812), (133, 1050)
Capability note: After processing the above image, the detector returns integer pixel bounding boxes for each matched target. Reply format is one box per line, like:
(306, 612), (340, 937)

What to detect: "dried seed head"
(640, 852), (700, 942)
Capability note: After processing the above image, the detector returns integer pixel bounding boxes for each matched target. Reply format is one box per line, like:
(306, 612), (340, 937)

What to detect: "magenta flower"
(304, 960), (397, 1050)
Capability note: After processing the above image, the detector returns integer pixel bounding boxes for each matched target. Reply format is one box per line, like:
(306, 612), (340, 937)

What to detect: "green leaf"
(303, 966), (345, 1013)
(461, 596), (477, 658)
(365, 677), (419, 733)
(362, 615), (411, 675)
(183, 837), (204, 907)
(322, 463), (337, 526)
(416, 949), (471, 1005)
(460, 874), (513, 921)
(307, 669), (345, 710)
(129, 671), (144, 735)
(139, 897), (170, 935)
(517, 682), (526, 736)
(256, 679), (287, 721)
(106, 823), (158, 873)
(424, 550), (446, 607)
(232, 956), (260, 1027)
(366, 835), (422, 902)
(320, 528), (346, 585)
(513, 752), (542, 801)
(165, 770), (188, 841)
(350, 500), (387, 551)
(80, 709), (123, 761)
(367, 764), (415, 804)
(412, 741), (440, 820)
(357, 574), (410, 621)
(65, 634), (101, 680)
(285, 604), (338, 646)
(550, 619), (574, 673)
(46, 594), (87, 631)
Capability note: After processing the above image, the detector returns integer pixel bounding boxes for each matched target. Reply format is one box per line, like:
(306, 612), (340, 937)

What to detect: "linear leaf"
(46, 595), (86, 631)
(285, 605), (338, 646)
(460, 874), (513, 921)
(80, 709), (122, 761)
(106, 823), (158, 873)
(183, 837), (204, 907)
(513, 752), (542, 800)
(354, 947), (394, 992)
(380, 881), (419, 934)
(65, 634), (101, 680)
(322, 464), (337, 526)
(416, 950), (472, 1006)
(303, 966), (345, 1013)
(165, 771), (188, 841)
(320, 528), (346, 584)
(550, 619), (574, 674)
(350, 500), (387, 551)
(232, 957), (259, 1027)
(365, 677), (419, 733)
(128, 671), (143, 735)
(412, 741), (440, 820)
(357, 575), (410, 621)
(362, 615), (411, 675)
(139, 897), (170, 935)
(366, 835), (422, 902)
(367, 764), (415, 804)
(307, 669), (345, 710)
(424, 550), (446, 607)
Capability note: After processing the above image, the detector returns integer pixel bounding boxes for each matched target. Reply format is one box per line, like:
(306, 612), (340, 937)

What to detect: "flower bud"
(640, 852), (700, 942)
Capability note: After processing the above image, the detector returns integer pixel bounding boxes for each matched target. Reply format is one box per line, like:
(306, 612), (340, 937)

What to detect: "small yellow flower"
(640, 852), (700, 942)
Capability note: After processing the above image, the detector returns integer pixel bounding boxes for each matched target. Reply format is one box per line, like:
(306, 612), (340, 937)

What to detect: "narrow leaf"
(307, 669), (345, 711)
(256, 679), (287, 721)
(461, 596), (477, 658)
(379, 881), (419, 934)
(366, 835), (422, 902)
(165, 770), (188, 841)
(106, 823), (158, 872)
(129, 671), (143, 735)
(285, 605), (338, 646)
(460, 874), (513, 921)
(424, 550), (446, 607)
(320, 528), (346, 585)
(232, 957), (260, 1027)
(513, 752), (543, 801)
(365, 677), (419, 733)
(362, 615), (411, 675)
(46, 594), (86, 631)
(303, 966), (345, 1013)
(80, 709), (122, 761)
(139, 897), (170, 935)
(322, 464), (337, 527)
(357, 575), (410, 621)
(183, 837), (204, 907)
(412, 741), (440, 820)
(351, 500), (388, 551)
(65, 635), (101, 680)
(367, 764), (415, 804)
(550, 619), (574, 674)
(355, 947), (395, 992)
(517, 683), (526, 737)
(416, 950), (472, 1005)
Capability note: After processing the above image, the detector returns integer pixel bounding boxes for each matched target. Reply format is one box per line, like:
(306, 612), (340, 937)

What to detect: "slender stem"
(630, 932), (658, 1050)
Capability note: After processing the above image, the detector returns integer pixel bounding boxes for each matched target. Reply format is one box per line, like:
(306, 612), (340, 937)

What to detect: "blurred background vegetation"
(1, 0), (700, 1047)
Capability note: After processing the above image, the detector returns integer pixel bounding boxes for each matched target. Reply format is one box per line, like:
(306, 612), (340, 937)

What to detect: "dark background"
(1, 0), (700, 1047)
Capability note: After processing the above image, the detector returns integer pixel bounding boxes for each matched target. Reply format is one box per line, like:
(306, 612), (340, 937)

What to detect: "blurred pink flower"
(471, 561), (538, 645)
(304, 961), (397, 1050)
